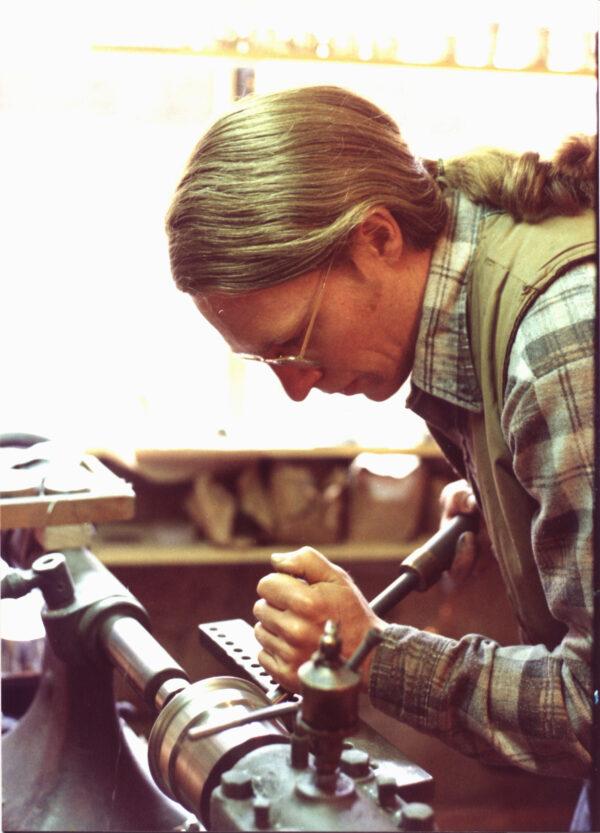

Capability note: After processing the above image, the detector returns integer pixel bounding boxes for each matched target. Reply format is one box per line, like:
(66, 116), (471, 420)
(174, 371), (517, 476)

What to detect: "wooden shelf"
(94, 537), (428, 567)
(134, 440), (441, 463)
(98, 441), (443, 483)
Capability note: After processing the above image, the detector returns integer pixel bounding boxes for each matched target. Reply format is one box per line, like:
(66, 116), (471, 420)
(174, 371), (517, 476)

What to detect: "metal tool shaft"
(369, 513), (478, 616)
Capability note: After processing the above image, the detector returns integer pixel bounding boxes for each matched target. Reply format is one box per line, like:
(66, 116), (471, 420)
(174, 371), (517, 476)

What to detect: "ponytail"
(432, 134), (596, 222)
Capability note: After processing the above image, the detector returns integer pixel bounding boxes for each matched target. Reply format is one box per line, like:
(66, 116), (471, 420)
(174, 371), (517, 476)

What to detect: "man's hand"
(439, 479), (481, 583)
(253, 547), (386, 693)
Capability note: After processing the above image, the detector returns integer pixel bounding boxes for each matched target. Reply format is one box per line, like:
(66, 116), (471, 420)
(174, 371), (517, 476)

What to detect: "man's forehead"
(192, 274), (317, 320)
(192, 286), (302, 352)
(193, 287), (279, 322)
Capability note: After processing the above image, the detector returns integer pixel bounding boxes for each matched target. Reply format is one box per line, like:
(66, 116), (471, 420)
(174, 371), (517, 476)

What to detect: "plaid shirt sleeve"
(369, 262), (594, 777)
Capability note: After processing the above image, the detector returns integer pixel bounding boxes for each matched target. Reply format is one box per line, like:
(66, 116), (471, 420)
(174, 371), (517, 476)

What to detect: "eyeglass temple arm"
(298, 265), (331, 358)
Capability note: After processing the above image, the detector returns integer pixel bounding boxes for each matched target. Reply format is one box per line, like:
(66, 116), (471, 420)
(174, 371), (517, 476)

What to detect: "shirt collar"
(410, 190), (491, 413)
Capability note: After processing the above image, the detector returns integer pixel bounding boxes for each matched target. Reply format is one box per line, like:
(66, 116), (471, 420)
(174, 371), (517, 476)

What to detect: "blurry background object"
(347, 454), (427, 543)
(268, 461), (346, 544)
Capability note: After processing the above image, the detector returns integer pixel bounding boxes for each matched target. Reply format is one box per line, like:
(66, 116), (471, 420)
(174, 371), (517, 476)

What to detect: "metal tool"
(370, 512), (479, 615)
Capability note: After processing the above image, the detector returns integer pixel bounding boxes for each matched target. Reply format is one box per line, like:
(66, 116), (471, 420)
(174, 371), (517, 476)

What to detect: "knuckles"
(256, 572), (281, 596)
(285, 615), (313, 645)
(291, 590), (320, 621)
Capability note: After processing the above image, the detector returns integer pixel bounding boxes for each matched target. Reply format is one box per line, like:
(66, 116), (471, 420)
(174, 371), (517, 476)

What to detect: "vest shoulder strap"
(471, 209), (595, 407)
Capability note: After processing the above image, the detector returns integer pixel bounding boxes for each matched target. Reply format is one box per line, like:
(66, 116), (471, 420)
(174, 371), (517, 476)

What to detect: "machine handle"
(187, 699), (300, 741)
(369, 513), (479, 617)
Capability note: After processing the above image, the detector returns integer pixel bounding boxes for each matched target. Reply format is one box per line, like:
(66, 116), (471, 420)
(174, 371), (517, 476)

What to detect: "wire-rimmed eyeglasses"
(235, 262), (332, 369)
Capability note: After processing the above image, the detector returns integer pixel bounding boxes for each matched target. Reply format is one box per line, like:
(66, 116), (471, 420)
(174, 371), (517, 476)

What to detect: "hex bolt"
(253, 796), (270, 829)
(220, 769), (254, 800)
(291, 732), (310, 769)
(340, 748), (371, 779)
(32, 553), (75, 609)
(399, 802), (435, 831)
(377, 773), (398, 808)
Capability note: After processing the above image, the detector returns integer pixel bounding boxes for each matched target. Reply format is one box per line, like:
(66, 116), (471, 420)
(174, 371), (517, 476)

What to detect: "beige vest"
(467, 210), (595, 649)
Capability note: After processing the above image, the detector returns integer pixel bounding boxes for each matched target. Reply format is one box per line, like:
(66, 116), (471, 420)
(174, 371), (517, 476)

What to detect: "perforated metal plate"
(199, 618), (291, 703)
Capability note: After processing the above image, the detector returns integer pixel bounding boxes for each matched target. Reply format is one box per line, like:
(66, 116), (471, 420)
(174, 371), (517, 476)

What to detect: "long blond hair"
(166, 86), (595, 294)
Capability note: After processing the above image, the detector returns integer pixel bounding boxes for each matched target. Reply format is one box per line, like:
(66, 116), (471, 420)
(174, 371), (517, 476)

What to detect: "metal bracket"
(198, 618), (435, 804)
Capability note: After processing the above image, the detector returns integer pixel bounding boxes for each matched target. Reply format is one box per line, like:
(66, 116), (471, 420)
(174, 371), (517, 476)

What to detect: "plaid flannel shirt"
(369, 191), (594, 776)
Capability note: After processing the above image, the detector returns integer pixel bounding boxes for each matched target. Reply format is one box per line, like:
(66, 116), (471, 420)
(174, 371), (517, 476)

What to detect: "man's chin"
(365, 390), (394, 402)
(363, 377), (403, 401)
(337, 373), (402, 401)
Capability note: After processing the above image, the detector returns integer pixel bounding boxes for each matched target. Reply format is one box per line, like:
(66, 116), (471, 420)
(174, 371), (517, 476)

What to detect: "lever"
(369, 513), (479, 616)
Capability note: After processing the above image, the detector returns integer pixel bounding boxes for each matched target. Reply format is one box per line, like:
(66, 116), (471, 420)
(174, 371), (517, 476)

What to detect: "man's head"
(166, 85), (444, 400)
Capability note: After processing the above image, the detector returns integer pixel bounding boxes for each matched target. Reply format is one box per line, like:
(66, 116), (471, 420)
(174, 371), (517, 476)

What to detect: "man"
(165, 85), (595, 822)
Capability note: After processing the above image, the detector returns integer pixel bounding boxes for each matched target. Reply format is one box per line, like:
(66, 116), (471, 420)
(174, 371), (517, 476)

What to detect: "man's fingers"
(256, 572), (328, 619)
(448, 531), (477, 581)
(254, 621), (304, 663)
(257, 548), (349, 619)
(443, 490), (477, 517)
(257, 647), (300, 693)
(253, 600), (324, 647)
(440, 480), (478, 523)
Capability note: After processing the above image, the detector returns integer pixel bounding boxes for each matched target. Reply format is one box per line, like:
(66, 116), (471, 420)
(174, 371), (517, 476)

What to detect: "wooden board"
(1, 455), (135, 529)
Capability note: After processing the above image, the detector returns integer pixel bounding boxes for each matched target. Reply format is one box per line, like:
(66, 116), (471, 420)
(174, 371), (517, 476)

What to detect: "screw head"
(253, 796), (270, 829)
(220, 768), (253, 800)
(340, 748), (371, 778)
(377, 773), (398, 807)
(400, 802), (435, 831)
(291, 732), (310, 769)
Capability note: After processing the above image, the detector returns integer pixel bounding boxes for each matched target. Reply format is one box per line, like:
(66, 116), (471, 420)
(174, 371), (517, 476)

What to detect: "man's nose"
(270, 365), (323, 401)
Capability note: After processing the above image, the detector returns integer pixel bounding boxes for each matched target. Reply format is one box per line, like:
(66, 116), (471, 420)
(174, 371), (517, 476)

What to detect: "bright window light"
(493, 25), (543, 70)
(454, 25), (495, 68)
(2, 4), (595, 454)
(547, 30), (588, 73)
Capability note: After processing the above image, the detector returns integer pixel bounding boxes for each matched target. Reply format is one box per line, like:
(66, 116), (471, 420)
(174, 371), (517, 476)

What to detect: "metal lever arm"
(369, 513), (479, 617)
(187, 700), (300, 741)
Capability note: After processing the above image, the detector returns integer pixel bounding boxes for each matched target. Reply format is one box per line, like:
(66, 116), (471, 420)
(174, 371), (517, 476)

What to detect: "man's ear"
(352, 207), (404, 262)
